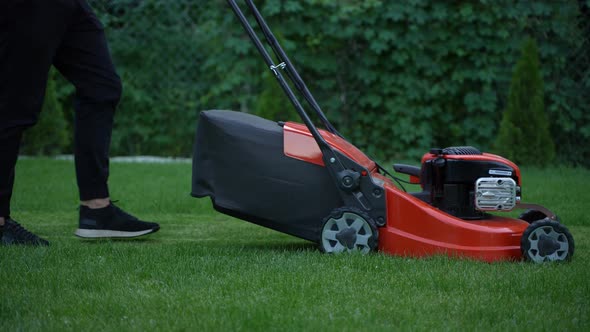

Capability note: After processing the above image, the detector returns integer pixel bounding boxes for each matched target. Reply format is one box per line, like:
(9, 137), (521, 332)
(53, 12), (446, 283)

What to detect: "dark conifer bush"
(494, 38), (555, 166)
(254, 71), (299, 123)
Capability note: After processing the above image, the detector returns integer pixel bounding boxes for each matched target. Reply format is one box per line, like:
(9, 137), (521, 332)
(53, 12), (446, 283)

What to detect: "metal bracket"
(270, 62), (286, 75)
(516, 203), (558, 220)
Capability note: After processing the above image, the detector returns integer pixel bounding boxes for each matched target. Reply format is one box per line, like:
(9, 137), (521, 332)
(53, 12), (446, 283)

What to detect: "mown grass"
(1, 159), (589, 331)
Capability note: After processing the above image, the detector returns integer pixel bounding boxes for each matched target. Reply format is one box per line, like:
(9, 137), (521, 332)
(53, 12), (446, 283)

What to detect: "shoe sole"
(74, 227), (159, 239)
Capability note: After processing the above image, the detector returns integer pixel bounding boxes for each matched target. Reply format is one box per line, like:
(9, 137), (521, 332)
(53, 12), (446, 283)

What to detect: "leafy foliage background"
(39, 0), (589, 166)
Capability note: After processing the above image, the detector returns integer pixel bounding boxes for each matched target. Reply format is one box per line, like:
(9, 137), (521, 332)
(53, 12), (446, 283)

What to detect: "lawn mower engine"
(407, 147), (520, 220)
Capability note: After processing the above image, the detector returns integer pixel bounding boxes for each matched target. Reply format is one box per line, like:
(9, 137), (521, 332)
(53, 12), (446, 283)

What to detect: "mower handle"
(227, 0), (387, 222)
(243, 0), (342, 137)
(226, 0), (330, 150)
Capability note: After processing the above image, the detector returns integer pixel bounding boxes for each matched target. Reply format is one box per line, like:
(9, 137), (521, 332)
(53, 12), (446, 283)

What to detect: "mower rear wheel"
(319, 207), (378, 254)
(521, 219), (574, 263)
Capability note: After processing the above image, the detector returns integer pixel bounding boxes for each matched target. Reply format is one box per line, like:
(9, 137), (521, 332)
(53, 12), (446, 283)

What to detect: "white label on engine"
(489, 169), (512, 176)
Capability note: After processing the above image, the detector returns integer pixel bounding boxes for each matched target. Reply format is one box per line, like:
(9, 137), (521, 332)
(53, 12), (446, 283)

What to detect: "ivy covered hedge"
(41, 0), (588, 167)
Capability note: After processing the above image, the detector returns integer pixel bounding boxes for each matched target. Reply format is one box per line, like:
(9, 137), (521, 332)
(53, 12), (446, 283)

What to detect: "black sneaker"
(74, 203), (160, 238)
(1, 218), (50, 246)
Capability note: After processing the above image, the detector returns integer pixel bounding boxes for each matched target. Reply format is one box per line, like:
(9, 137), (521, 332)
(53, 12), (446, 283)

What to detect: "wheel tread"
(521, 218), (574, 263)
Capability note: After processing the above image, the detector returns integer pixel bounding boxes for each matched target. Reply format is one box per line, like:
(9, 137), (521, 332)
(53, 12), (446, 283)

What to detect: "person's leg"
(0, 128), (23, 229)
(54, 0), (159, 238)
(53, 1), (120, 206)
(0, 0), (75, 245)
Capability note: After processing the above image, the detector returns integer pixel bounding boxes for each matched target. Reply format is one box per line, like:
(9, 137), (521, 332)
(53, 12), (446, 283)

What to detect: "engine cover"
(414, 147), (521, 219)
(475, 177), (517, 211)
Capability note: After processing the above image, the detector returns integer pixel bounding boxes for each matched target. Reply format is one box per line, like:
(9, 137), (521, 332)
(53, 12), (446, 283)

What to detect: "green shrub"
(254, 71), (298, 122)
(493, 38), (555, 166)
(20, 68), (70, 156)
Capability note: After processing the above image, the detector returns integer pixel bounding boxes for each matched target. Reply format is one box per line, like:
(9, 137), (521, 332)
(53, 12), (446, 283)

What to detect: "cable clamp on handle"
(270, 62), (286, 75)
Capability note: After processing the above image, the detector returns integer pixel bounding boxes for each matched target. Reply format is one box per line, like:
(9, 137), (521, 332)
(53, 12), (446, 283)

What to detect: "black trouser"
(0, 0), (121, 217)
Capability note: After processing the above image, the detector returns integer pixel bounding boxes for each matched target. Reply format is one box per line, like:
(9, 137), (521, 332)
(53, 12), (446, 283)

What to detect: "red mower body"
(284, 121), (528, 262)
(377, 188), (527, 262)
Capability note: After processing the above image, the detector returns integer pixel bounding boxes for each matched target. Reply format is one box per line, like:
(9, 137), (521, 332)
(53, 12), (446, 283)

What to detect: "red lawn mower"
(191, 0), (574, 263)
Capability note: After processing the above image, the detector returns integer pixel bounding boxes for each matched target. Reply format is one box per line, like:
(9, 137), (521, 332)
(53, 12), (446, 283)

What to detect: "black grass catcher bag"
(191, 110), (342, 241)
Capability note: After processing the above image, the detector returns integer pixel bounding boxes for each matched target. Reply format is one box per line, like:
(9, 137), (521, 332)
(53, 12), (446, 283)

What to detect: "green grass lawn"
(1, 159), (589, 331)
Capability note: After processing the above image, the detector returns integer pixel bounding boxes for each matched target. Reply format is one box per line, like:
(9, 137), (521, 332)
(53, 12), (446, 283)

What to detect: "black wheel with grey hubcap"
(521, 219), (574, 263)
(319, 207), (378, 254)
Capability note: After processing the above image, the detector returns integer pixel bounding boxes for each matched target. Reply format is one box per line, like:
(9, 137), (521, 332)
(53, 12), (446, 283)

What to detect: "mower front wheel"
(319, 207), (378, 254)
(521, 219), (574, 263)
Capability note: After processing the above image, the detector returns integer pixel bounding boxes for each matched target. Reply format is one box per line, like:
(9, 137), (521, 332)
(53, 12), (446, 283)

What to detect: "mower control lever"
(393, 164), (421, 177)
